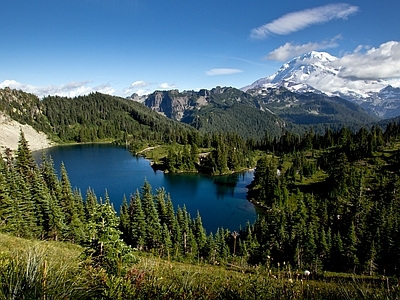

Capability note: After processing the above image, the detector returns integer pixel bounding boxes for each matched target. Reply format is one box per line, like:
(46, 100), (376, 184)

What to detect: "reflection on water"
(214, 174), (239, 199)
(34, 144), (257, 233)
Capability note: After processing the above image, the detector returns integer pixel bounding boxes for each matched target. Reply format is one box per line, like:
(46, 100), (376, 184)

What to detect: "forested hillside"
(0, 88), (200, 149)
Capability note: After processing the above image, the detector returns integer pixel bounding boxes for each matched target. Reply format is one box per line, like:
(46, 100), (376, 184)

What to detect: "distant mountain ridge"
(243, 51), (400, 119)
(136, 85), (377, 139)
(141, 87), (287, 139)
(248, 87), (377, 126)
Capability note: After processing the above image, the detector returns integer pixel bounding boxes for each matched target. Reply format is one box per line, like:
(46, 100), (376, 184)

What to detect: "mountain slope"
(0, 88), (201, 149)
(243, 51), (400, 119)
(143, 87), (288, 139)
(249, 87), (378, 125)
(0, 88), (53, 151)
(140, 86), (377, 138)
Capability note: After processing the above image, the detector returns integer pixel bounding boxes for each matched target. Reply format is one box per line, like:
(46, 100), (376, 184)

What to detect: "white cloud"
(250, 3), (358, 39)
(0, 80), (115, 98)
(129, 80), (149, 88)
(123, 80), (153, 96)
(158, 83), (177, 89)
(205, 68), (243, 76)
(334, 41), (400, 80)
(133, 89), (149, 96)
(95, 84), (116, 95)
(266, 36), (340, 61)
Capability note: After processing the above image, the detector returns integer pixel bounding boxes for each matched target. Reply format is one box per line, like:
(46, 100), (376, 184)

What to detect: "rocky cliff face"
(144, 90), (210, 121)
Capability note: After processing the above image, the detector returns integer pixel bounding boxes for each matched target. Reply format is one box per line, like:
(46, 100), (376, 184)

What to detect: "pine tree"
(140, 180), (161, 250)
(156, 188), (168, 225)
(330, 232), (344, 272)
(317, 227), (329, 267)
(46, 192), (65, 241)
(39, 154), (62, 201)
(15, 130), (37, 181)
(193, 211), (207, 257)
(303, 225), (317, 270)
(85, 196), (132, 274)
(165, 194), (176, 233)
(344, 222), (359, 272)
(214, 227), (230, 261)
(160, 223), (173, 258)
(30, 170), (50, 238)
(129, 190), (146, 250)
(119, 195), (130, 244)
(85, 188), (98, 221)
(59, 162), (84, 242)
(0, 171), (13, 233)
(176, 206), (191, 254)
(59, 162), (75, 224)
(9, 172), (37, 238)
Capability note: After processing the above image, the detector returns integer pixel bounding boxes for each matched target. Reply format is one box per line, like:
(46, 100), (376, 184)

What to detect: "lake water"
(33, 144), (257, 233)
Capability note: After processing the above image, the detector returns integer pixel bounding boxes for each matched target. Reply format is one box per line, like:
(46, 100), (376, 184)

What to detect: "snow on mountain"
(243, 51), (400, 118)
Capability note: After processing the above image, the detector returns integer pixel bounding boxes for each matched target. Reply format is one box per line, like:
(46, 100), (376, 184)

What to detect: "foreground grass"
(0, 233), (399, 299)
(0, 234), (97, 299)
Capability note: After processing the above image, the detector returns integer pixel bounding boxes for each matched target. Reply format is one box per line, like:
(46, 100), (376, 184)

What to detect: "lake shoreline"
(33, 143), (258, 233)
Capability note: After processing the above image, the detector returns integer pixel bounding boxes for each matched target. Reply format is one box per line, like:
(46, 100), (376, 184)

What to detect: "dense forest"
(247, 123), (400, 275)
(2, 122), (400, 277)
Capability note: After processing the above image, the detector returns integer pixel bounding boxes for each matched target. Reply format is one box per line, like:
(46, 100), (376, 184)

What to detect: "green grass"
(1, 233), (399, 299)
(0, 234), (97, 299)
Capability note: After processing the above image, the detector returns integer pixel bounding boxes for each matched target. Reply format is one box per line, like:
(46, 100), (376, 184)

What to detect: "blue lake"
(34, 143), (257, 233)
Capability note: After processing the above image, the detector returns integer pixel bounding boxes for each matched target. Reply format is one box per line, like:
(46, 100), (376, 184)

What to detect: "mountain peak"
(297, 51), (337, 63)
(242, 51), (339, 92)
(242, 50), (400, 119)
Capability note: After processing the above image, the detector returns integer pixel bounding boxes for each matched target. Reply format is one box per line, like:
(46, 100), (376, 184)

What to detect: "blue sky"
(1, 0), (400, 97)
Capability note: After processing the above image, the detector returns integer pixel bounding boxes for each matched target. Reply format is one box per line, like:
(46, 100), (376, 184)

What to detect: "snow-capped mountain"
(243, 51), (400, 119)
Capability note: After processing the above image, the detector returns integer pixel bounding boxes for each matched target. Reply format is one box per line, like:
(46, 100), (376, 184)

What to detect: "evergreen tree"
(39, 154), (62, 201)
(85, 188), (98, 221)
(86, 196), (132, 274)
(156, 188), (168, 225)
(344, 222), (359, 272)
(140, 180), (161, 250)
(176, 206), (190, 254)
(59, 162), (85, 242)
(119, 195), (130, 244)
(160, 222), (173, 258)
(0, 170), (13, 233)
(129, 190), (146, 250)
(165, 194), (176, 233)
(30, 170), (50, 238)
(330, 232), (344, 272)
(9, 172), (37, 238)
(193, 211), (207, 257)
(15, 130), (37, 181)
(214, 227), (230, 261)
